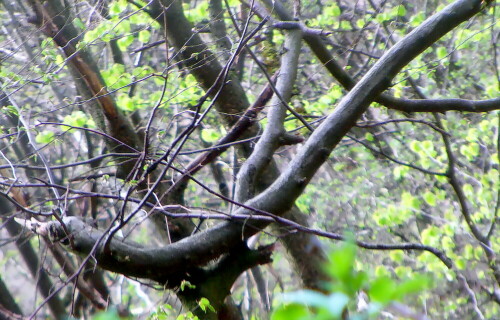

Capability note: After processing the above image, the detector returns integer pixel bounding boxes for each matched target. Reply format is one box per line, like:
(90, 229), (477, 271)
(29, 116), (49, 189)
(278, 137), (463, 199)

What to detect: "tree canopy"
(0, 0), (498, 319)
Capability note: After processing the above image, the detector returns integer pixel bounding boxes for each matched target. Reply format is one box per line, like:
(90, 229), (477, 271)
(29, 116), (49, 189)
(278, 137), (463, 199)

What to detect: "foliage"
(0, 0), (498, 319)
(272, 241), (431, 319)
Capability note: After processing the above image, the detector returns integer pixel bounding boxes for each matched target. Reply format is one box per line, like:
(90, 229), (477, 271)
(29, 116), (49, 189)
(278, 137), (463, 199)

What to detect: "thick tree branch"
(27, 0), (140, 147)
(145, 0), (329, 292)
(259, 0), (499, 114)
(18, 217), (274, 289)
(235, 29), (302, 203)
(17, 205), (453, 276)
(13, 0), (481, 286)
(208, 0), (232, 57)
(147, 0), (252, 126)
(381, 96), (500, 113)
(166, 77), (276, 198)
(0, 276), (22, 316)
(171, 0), (485, 266)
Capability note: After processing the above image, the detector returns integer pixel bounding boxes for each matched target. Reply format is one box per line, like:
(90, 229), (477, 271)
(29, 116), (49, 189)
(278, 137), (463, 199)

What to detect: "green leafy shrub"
(272, 240), (431, 320)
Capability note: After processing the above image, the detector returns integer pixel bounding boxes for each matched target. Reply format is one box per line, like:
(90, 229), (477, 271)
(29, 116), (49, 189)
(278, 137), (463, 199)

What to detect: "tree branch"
(15, 0), (480, 285)
(259, 0), (499, 114)
(235, 28), (302, 203)
(171, 0), (484, 267)
(0, 276), (22, 316)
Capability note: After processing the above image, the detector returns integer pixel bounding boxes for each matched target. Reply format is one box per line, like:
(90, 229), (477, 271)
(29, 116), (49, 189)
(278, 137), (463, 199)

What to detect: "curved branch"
(21, 212), (453, 280)
(235, 28), (302, 203)
(27, 0), (141, 151)
(146, 0), (329, 293)
(173, 0), (484, 267)
(165, 77), (276, 198)
(260, 0), (499, 114)
(381, 96), (500, 113)
(19, 0), (481, 284)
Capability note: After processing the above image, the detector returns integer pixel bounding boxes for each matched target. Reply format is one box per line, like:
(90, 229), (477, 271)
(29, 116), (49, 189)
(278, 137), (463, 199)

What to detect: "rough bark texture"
(8, 0), (489, 317)
(146, 0), (330, 292)
(18, 0), (485, 288)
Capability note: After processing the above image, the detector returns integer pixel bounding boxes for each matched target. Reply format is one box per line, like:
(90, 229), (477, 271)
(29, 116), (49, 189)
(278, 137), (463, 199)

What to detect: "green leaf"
(35, 130), (55, 145)
(92, 309), (121, 320)
(395, 5), (407, 17)
(340, 21), (350, 30)
(410, 12), (426, 26)
(325, 5), (341, 17)
(365, 132), (374, 142)
(198, 297), (215, 313)
(73, 18), (86, 30)
(423, 191), (436, 206)
(463, 183), (474, 196)
(421, 140), (434, 152)
(356, 19), (365, 29)
(375, 265), (390, 277)
(109, 0), (126, 15)
(55, 55), (65, 65)
(132, 65), (153, 77)
(441, 236), (455, 251)
(376, 12), (390, 23)
(369, 276), (396, 304)
(421, 226), (440, 246)
(394, 266), (410, 278)
(394, 275), (431, 299)
(410, 140), (421, 152)
(455, 257), (467, 270)
(115, 20), (131, 34)
(1, 105), (18, 117)
(389, 250), (404, 263)
(271, 304), (311, 320)
(117, 35), (135, 51)
(326, 292), (349, 317)
(176, 311), (199, 320)
(63, 111), (94, 128)
(326, 241), (356, 282)
(401, 192), (416, 208)
(463, 244), (474, 259)
(393, 166), (409, 180)
(466, 128), (479, 142)
(117, 95), (136, 111)
(473, 247), (483, 259)
(180, 280), (195, 291)
(201, 128), (220, 143)
(436, 47), (447, 60)
(138, 29), (151, 43)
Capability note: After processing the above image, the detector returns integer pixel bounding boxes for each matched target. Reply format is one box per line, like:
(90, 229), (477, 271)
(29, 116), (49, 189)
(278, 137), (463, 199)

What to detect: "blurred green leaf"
(138, 29), (151, 43)
(198, 297), (215, 313)
(35, 130), (55, 145)
(369, 276), (397, 303)
(423, 191), (437, 206)
(271, 304), (311, 320)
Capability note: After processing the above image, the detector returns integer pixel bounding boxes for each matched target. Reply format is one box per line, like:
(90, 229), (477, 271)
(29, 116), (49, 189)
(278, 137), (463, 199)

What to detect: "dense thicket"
(0, 0), (498, 319)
